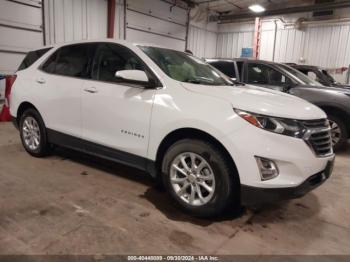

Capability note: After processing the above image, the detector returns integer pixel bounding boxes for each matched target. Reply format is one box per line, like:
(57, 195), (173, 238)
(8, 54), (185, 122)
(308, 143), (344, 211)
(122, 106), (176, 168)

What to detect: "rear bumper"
(241, 158), (334, 206)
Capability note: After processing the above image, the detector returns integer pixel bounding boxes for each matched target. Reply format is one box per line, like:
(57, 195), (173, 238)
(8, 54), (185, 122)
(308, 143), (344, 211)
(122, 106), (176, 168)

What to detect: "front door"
(81, 43), (156, 166)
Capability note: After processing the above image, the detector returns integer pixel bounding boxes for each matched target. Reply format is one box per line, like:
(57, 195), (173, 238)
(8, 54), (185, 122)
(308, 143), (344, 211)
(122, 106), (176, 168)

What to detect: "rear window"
(18, 47), (52, 71)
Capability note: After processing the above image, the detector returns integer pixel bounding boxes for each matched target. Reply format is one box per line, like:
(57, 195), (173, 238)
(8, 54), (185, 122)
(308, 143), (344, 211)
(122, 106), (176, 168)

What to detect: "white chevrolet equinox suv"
(10, 40), (335, 217)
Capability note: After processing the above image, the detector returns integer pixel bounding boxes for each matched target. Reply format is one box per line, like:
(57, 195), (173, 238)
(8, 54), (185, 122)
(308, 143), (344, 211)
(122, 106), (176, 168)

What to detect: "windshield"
(321, 69), (337, 84)
(278, 64), (322, 86)
(140, 46), (233, 86)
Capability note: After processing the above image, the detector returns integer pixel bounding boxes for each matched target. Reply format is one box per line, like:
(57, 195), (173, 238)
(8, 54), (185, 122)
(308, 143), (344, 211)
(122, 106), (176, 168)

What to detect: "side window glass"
(210, 62), (235, 78)
(42, 44), (94, 78)
(268, 68), (289, 85)
(248, 63), (292, 87)
(299, 69), (308, 75)
(18, 48), (52, 71)
(41, 50), (58, 74)
(247, 63), (269, 84)
(92, 43), (145, 83)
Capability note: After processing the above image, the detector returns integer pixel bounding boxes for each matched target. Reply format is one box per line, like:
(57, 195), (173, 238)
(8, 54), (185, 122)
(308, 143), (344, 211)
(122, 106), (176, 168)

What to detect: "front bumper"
(221, 120), (335, 188)
(241, 158), (334, 206)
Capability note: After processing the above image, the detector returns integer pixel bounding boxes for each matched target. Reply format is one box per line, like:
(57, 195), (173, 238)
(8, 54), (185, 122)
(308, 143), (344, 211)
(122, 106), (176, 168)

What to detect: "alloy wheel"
(170, 152), (215, 206)
(329, 120), (342, 146)
(22, 116), (41, 151)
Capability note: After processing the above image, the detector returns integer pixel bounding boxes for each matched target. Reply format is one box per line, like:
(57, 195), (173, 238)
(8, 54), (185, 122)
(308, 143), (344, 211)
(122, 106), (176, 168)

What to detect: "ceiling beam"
(196, 0), (221, 4)
(179, 0), (197, 8)
(218, 0), (350, 21)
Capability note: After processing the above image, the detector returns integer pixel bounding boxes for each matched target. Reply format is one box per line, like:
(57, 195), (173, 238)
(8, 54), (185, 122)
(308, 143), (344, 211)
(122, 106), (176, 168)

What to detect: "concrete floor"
(0, 122), (350, 255)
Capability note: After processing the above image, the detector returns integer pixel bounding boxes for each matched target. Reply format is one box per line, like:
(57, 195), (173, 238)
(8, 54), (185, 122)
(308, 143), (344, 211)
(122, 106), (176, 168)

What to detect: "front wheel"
(328, 115), (348, 151)
(162, 139), (240, 218)
(19, 108), (49, 157)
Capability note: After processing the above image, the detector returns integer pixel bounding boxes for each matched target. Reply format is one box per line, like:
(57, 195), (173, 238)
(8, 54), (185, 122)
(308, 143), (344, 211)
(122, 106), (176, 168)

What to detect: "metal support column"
(107, 0), (116, 38)
(253, 17), (261, 59)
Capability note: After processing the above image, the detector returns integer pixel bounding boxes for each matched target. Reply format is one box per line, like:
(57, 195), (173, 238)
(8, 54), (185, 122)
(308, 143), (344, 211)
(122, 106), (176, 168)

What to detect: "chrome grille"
(301, 119), (333, 157)
(302, 119), (329, 129)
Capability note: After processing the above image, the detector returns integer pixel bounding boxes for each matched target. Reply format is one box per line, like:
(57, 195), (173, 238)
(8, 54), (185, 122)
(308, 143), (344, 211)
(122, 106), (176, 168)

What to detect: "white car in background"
(9, 40), (335, 217)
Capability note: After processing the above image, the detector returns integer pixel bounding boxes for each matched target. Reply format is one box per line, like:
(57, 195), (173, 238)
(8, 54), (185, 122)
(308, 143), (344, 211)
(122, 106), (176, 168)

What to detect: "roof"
(206, 57), (278, 64)
(29, 38), (168, 52)
(290, 64), (325, 70)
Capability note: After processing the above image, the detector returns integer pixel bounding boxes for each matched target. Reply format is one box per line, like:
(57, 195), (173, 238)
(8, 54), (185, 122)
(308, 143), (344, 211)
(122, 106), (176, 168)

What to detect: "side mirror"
(115, 70), (149, 86)
(318, 80), (327, 85)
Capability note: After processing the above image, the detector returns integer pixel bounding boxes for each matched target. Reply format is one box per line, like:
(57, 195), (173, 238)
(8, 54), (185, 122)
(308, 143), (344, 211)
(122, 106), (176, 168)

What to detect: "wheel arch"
(16, 102), (40, 125)
(318, 105), (350, 133)
(155, 128), (240, 183)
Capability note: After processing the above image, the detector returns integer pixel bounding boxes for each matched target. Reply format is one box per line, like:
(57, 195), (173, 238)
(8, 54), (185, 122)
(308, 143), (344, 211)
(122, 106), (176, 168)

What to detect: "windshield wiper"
(185, 79), (202, 84)
(230, 80), (245, 86)
(184, 78), (240, 86)
(184, 79), (218, 85)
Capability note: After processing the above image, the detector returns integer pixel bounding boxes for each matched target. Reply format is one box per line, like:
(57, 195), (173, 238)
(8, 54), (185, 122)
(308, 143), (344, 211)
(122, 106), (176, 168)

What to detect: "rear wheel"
(162, 139), (239, 218)
(19, 108), (49, 157)
(328, 114), (348, 151)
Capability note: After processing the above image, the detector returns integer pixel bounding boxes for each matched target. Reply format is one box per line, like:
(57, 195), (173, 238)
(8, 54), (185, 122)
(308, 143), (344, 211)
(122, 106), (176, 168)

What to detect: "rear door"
(38, 43), (96, 138)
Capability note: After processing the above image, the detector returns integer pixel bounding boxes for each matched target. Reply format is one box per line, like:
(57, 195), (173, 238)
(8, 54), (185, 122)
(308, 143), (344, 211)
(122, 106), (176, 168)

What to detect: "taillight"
(0, 75), (16, 121)
(5, 75), (17, 107)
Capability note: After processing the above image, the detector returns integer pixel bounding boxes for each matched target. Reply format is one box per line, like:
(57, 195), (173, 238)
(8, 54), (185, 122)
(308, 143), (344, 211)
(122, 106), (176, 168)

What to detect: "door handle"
(84, 87), (98, 94)
(36, 78), (46, 84)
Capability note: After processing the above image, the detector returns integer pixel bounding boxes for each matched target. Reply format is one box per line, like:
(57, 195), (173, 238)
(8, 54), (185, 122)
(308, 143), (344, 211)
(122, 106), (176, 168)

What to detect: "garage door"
(0, 0), (43, 74)
(126, 0), (188, 51)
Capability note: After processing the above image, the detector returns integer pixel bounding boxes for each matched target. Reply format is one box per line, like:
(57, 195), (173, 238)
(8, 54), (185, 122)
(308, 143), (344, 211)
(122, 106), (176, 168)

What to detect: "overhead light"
(249, 4), (266, 13)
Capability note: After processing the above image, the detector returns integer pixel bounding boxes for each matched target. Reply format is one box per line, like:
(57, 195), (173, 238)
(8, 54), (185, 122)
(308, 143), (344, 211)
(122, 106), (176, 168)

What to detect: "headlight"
(234, 109), (307, 138)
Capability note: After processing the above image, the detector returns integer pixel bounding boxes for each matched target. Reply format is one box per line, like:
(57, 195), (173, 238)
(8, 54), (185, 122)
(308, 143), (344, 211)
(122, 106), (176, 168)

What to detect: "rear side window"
(41, 44), (95, 78)
(210, 62), (236, 78)
(17, 47), (52, 71)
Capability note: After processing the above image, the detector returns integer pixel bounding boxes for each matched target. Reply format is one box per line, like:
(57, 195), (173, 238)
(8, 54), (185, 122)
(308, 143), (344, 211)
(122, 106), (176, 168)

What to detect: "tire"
(328, 114), (348, 151)
(19, 108), (49, 157)
(161, 139), (240, 218)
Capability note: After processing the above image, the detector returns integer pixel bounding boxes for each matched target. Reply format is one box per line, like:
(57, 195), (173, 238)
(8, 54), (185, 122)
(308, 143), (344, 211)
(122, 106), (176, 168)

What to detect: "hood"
(299, 84), (350, 94)
(182, 83), (326, 120)
(332, 83), (350, 89)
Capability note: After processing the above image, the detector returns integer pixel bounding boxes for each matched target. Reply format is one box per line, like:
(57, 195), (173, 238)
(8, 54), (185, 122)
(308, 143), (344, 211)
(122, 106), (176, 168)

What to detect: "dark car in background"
(288, 64), (350, 89)
(207, 58), (350, 150)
